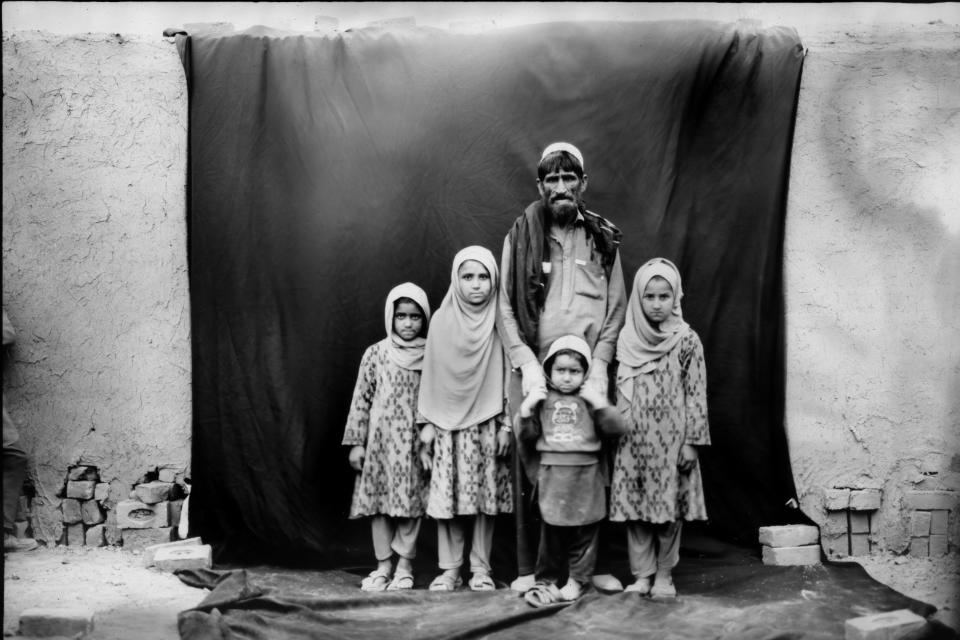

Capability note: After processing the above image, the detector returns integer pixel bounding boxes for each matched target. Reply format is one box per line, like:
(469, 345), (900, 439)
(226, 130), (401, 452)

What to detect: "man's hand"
(348, 445), (365, 472)
(586, 363), (609, 397)
(678, 444), (698, 473)
(520, 386), (548, 418)
(520, 360), (546, 396)
(419, 424), (436, 472)
(496, 427), (512, 458)
(579, 383), (609, 410)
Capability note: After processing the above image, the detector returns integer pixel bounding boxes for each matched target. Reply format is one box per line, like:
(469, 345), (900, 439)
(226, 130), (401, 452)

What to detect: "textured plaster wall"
(785, 23), (960, 552)
(2, 32), (190, 543)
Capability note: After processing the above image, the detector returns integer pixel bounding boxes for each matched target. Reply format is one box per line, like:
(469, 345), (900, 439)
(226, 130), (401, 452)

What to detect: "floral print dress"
(609, 331), (710, 523)
(425, 414), (514, 520)
(342, 339), (427, 518)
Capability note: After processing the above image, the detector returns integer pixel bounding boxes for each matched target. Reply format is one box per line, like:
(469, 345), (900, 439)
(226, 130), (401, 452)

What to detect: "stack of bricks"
(60, 466), (189, 550)
(821, 487), (881, 560)
(61, 466), (110, 546)
(760, 524), (822, 565)
(905, 490), (955, 557)
(115, 468), (189, 551)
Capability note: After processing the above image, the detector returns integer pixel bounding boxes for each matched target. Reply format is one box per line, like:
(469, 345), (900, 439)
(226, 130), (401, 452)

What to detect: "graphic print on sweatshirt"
(548, 400), (584, 444)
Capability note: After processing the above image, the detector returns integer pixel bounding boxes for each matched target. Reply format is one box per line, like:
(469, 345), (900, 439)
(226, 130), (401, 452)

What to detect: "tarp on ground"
(176, 536), (954, 639)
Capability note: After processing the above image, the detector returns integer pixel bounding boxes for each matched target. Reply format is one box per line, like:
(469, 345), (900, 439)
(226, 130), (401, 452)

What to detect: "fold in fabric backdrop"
(178, 20), (806, 561)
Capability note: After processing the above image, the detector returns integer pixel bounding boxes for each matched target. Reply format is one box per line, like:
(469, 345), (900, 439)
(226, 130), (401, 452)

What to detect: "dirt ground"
(3, 546), (959, 639)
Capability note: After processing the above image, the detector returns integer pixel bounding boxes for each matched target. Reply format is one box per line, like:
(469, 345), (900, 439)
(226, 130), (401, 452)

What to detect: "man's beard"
(544, 194), (580, 227)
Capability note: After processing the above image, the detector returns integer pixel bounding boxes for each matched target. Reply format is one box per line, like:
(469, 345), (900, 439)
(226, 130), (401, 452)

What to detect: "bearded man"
(497, 142), (627, 592)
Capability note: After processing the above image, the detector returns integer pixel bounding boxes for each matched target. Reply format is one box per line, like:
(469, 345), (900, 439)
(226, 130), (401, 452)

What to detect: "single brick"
(910, 511), (932, 537)
(103, 479), (126, 510)
(104, 524), (122, 546)
(158, 468), (178, 483)
(908, 537), (929, 557)
(761, 544), (821, 566)
(66, 522), (85, 547)
(62, 498), (83, 524)
(85, 524), (105, 547)
(821, 533), (849, 560)
(904, 490), (958, 511)
(848, 489), (881, 511)
(116, 500), (169, 529)
(823, 511), (849, 536)
(169, 499), (184, 528)
(759, 525), (819, 548)
(17, 495), (31, 520)
(154, 544), (212, 572)
(824, 488), (850, 511)
(67, 466), (98, 481)
(849, 512), (870, 534)
(929, 534), (948, 557)
(850, 533), (870, 556)
(143, 536), (202, 567)
(105, 508), (117, 525)
(844, 608), (925, 640)
(122, 527), (172, 551)
(94, 482), (110, 501)
(66, 480), (96, 500)
(19, 607), (94, 638)
(81, 500), (104, 525)
(135, 481), (175, 504)
(930, 510), (949, 535)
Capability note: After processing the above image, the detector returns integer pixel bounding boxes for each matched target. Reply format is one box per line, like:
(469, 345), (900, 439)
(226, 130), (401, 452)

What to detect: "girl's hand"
(419, 442), (433, 472)
(419, 423), (436, 472)
(678, 444), (698, 473)
(579, 384), (609, 410)
(496, 427), (512, 458)
(348, 445), (365, 472)
(520, 386), (548, 417)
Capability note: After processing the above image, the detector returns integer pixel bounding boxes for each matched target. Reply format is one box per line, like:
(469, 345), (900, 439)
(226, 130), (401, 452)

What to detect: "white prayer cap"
(540, 142), (584, 170)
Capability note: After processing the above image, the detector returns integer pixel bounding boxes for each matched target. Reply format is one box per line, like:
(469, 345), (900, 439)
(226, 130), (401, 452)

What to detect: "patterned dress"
(426, 414), (514, 520)
(342, 339), (427, 519)
(609, 331), (710, 523)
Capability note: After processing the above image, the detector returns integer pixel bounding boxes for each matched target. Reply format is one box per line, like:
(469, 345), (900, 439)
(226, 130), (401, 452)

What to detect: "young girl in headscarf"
(610, 258), (710, 598)
(342, 283), (431, 591)
(418, 246), (513, 591)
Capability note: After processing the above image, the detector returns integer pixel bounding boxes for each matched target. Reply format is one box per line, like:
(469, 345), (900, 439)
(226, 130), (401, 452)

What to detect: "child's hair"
(394, 296), (427, 338)
(543, 348), (589, 376)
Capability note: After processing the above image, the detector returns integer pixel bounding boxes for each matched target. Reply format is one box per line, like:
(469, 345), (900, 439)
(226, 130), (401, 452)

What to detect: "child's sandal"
(360, 568), (392, 592)
(386, 569), (415, 591)
(468, 572), (496, 591)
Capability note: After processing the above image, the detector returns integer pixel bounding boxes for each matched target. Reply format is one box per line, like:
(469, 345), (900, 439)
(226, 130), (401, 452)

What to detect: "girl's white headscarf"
(384, 282), (431, 371)
(417, 246), (504, 431)
(616, 258), (690, 399)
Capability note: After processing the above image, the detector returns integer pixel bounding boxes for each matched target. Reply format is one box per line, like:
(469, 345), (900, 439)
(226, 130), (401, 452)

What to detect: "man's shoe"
(590, 573), (624, 593)
(510, 573), (537, 593)
(4, 533), (39, 552)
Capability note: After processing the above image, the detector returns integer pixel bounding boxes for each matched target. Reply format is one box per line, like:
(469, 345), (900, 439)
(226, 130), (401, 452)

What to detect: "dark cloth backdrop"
(178, 20), (806, 563)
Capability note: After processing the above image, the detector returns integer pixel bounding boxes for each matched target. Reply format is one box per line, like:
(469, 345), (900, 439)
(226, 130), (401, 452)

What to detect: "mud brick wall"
(2, 31), (190, 544)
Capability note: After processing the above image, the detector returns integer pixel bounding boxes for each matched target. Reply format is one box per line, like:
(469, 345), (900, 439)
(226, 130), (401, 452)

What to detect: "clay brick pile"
(60, 465), (190, 550)
(904, 490), (955, 557)
(821, 487), (881, 559)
